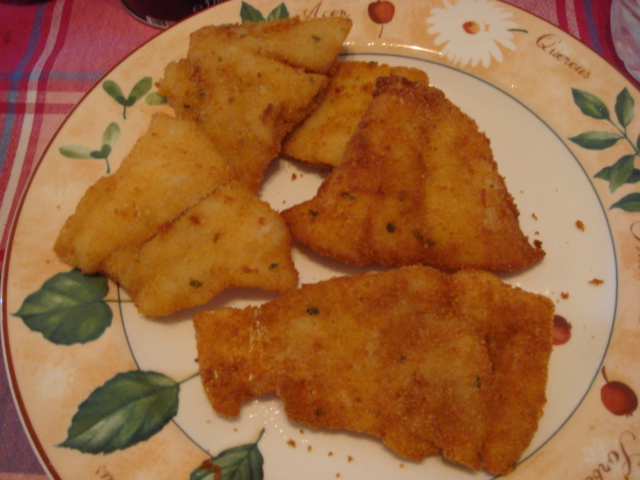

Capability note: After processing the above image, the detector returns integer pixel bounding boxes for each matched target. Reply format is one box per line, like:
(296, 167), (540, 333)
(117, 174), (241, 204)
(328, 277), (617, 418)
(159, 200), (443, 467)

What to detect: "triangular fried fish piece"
(188, 16), (351, 74)
(193, 266), (554, 475)
(158, 17), (352, 191)
(282, 61), (430, 167)
(104, 182), (298, 317)
(160, 52), (326, 191)
(281, 75), (545, 271)
(54, 113), (234, 274)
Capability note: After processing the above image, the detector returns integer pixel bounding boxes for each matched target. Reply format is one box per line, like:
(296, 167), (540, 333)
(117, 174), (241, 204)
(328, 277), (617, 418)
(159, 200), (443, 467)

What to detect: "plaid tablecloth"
(0, 0), (636, 477)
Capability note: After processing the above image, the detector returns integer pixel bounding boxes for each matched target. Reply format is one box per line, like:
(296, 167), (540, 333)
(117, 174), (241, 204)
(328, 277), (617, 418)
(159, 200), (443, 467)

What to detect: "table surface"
(0, 0), (637, 477)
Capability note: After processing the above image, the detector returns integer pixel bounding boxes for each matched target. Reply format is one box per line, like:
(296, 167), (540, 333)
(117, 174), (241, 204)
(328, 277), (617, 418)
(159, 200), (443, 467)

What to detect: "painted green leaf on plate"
(90, 144), (112, 159)
(571, 87), (640, 208)
(615, 87), (635, 128)
(58, 144), (94, 159)
(240, 1), (288, 22)
(240, 2), (265, 22)
(103, 80), (127, 104)
(13, 269), (112, 345)
(607, 154), (637, 192)
(59, 122), (120, 173)
(128, 76), (153, 103)
(595, 165), (640, 185)
(103, 77), (153, 118)
(190, 430), (265, 480)
(569, 130), (622, 150)
(145, 91), (168, 106)
(60, 370), (179, 454)
(266, 3), (289, 21)
(101, 121), (121, 147)
(572, 88), (610, 120)
(611, 192), (640, 212)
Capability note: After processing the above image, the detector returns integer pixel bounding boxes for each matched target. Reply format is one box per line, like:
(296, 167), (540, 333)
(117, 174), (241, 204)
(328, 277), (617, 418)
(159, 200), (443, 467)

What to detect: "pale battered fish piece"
(159, 52), (325, 191)
(188, 16), (351, 74)
(158, 17), (352, 191)
(281, 76), (545, 271)
(104, 183), (298, 317)
(193, 266), (554, 475)
(282, 61), (430, 167)
(54, 113), (234, 274)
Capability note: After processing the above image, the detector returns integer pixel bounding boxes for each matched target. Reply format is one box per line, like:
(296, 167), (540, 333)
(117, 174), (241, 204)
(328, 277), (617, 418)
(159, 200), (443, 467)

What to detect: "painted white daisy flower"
(427, 0), (522, 68)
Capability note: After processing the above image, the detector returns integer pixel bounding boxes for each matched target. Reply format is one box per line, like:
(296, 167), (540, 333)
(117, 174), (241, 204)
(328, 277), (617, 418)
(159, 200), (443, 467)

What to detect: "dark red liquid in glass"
(122, 0), (228, 28)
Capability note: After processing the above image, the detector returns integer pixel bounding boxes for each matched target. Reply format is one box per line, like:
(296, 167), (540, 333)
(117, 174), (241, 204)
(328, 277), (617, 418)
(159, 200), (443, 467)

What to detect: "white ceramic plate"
(3, 1), (640, 479)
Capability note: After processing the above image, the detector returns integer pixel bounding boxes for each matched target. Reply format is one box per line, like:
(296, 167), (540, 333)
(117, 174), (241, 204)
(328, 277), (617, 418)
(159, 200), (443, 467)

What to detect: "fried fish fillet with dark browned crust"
(451, 269), (555, 474)
(54, 113), (234, 274)
(193, 266), (554, 475)
(281, 75), (545, 271)
(104, 182), (298, 317)
(282, 61), (430, 167)
(158, 17), (352, 191)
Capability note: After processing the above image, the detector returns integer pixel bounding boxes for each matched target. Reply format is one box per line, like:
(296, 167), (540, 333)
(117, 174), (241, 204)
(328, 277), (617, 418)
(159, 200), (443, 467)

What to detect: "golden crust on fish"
(54, 113), (234, 274)
(158, 17), (352, 191)
(193, 266), (554, 475)
(104, 183), (298, 317)
(159, 53), (325, 191)
(189, 16), (352, 74)
(282, 61), (430, 167)
(281, 76), (545, 271)
(452, 269), (554, 474)
(54, 16), (354, 314)
(54, 113), (298, 317)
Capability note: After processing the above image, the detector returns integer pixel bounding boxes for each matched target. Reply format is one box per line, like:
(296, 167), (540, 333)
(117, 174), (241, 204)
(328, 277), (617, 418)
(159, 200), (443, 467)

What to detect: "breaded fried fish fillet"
(159, 53), (325, 191)
(54, 113), (234, 274)
(104, 183), (298, 317)
(55, 113), (298, 316)
(158, 17), (352, 191)
(188, 16), (350, 74)
(282, 61), (430, 167)
(193, 266), (554, 475)
(281, 76), (545, 271)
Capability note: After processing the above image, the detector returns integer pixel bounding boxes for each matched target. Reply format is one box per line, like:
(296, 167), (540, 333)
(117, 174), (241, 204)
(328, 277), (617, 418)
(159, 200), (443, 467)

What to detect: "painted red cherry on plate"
(368, 1), (395, 37)
(600, 366), (638, 416)
(552, 315), (572, 345)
